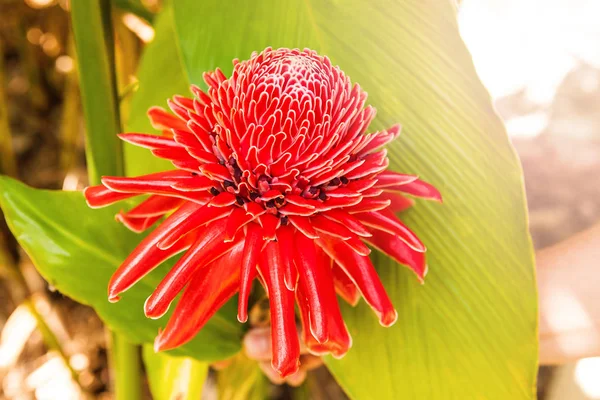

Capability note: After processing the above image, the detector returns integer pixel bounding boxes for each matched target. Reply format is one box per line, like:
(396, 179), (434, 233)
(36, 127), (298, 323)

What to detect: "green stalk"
(0, 39), (18, 177)
(71, 2), (141, 399)
(71, 0), (123, 184)
(110, 332), (143, 400)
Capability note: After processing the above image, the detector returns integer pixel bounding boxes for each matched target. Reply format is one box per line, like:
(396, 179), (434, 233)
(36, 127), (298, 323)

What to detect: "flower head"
(84, 48), (441, 377)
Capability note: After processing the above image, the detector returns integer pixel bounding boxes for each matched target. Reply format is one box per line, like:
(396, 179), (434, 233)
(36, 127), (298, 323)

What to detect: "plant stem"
(71, 1), (141, 399)
(71, 0), (123, 184)
(24, 297), (81, 385)
(0, 233), (86, 394)
(110, 332), (143, 400)
(0, 39), (18, 177)
(59, 38), (80, 174)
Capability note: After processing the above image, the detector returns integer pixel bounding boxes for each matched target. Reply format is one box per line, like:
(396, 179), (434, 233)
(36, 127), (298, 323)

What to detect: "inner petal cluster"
(84, 47), (441, 377)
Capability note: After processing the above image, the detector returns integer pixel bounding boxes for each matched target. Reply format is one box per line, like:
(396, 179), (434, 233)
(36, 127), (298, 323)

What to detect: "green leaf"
(113, 0), (155, 24)
(171, 1), (537, 399)
(217, 353), (270, 400)
(125, 6), (189, 176)
(142, 344), (208, 400)
(71, 0), (123, 183)
(0, 176), (243, 362)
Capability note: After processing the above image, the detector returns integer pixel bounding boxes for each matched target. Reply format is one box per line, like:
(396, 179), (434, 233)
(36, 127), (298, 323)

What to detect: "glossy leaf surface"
(169, 1), (538, 398)
(0, 176), (243, 362)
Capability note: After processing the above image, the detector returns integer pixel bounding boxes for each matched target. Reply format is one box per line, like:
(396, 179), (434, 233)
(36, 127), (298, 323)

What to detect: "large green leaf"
(142, 344), (208, 400)
(0, 176), (243, 362)
(171, 1), (538, 399)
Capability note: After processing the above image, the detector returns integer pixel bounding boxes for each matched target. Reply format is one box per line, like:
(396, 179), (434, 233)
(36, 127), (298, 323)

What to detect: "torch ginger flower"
(84, 48), (441, 377)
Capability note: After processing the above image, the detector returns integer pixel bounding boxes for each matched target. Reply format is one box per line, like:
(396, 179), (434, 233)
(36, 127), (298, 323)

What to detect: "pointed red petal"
(144, 222), (241, 318)
(386, 178), (442, 202)
(123, 195), (183, 218)
(147, 106), (189, 132)
(258, 241), (300, 378)
(373, 171), (418, 188)
(226, 206), (254, 241)
(377, 191), (415, 213)
(287, 216), (319, 239)
(332, 264), (360, 306)
(355, 211), (426, 252)
(118, 133), (180, 150)
(107, 203), (202, 301)
(145, 221), (236, 319)
(343, 198), (391, 214)
(258, 214), (280, 240)
(316, 237), (397, 327)
(363, 229), (427, 281)
(276, 224), (298, 291)
(83, 185), (137, 208)
(153, 245), (243, 351)
(157, 201), (233, 250)
(311, 215), (353, 240)
(321, 210), (371, 237)
(101, 173), (210, 204)
(237, 223), (262, 323)
(294, 233), (350, 350)
(116, 213), (162, 233)
(296, 275), (352, 358)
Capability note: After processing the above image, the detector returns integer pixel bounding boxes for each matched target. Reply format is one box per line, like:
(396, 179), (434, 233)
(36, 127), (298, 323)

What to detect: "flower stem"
(109, 332), (143, 400)
(71, 1), (141, 399)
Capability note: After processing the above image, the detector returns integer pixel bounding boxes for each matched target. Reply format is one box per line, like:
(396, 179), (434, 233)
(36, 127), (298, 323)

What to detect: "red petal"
(355, 124), (401, 155)
(258, 242), (300, 377)
(225, 206), (254, 241)
(157, 202), (233, 250)
(123, 195), (183, 218)
(386, 178), (442, 202)
(145, 221), (236, 318)
(355, 211), (426, 252)
(321, 210), (371, 237)
(311, 215), (353, 240)
(107, 204), (202, 301)
(237, 223), (262, 323)
(294, 233), (349, 348)
(208, 192), (237, 207)
(278, 203), (317, 217)
(316, 237), (397, 327)
(116, 213), (162, 233)
(276, 225), (298, 291)
(101, 172), (210, 204)
(332, 264), (360, 306)
(258, 214), (280, 240)
(343, 198), (390, 214)
(147, 106), (189, 132)
(287, 216), (319, 239)
(295, 276), (352, 358)
(153, 245), (243, 351)
(373, 171), (418, 188)
(84, 185), (137, 208)
(363, 229), (427, 281)
(245, 201), (266, 218)
(199, 163), (232, 181)
(377, 192), (415, 213)
(118, 133), (180, 150)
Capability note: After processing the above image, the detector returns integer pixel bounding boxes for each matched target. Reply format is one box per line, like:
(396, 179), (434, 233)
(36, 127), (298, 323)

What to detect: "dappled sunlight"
(575, 357), (600, 399)
(0, 304), (37, 369)
(459, 0), (600, 138)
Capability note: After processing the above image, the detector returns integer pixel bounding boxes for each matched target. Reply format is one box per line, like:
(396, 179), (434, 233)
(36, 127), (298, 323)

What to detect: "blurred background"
(1, 0), (599, 398)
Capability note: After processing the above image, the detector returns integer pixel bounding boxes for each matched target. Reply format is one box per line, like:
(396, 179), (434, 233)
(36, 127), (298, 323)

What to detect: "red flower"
(84, 48), (441, 377)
